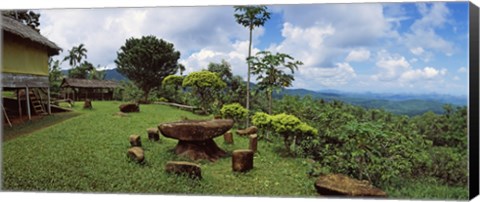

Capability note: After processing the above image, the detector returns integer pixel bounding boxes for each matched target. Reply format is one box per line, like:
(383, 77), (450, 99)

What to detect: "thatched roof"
(1, 15), (61, 56)
(61, 78), (119, 89)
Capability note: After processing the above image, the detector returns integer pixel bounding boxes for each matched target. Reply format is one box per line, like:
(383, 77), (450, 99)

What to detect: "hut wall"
(2, 32), (49, 76)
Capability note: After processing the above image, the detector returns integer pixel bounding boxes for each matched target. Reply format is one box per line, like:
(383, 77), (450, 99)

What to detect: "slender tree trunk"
(268, 90), (272, 114)
(246, 25), (253, 127)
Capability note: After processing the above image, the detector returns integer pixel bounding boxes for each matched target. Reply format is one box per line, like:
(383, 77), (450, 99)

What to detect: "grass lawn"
(1, 101), (317, 197)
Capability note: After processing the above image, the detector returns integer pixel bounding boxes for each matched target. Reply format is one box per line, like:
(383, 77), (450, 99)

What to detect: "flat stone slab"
(236, 126), (258, 136)
(158, 119), (234, 141)
(314, 174), (387, 197)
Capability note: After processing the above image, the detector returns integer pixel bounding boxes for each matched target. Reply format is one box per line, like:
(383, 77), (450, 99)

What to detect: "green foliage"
(162, 75), (184, 103)
(182, 71), (226, 113)
(48, 58), (63, 98)
(312, 121), (431, 187)
(220, 103), (248, 126)
(273, 95), (467, 190)
(248, 51), (303, 114)
(251, 112), (272, 130)
(427, 147), (467, 186)
(115, 35), (181, 101)
(63, 44), (88, 68)
(118, 80), (143, 102)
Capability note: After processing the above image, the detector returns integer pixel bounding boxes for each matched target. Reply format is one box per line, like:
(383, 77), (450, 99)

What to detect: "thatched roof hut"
(61, 78), (119, 89)
(60, 78), (120, 101)
(2, 15), (62, 88)
(1, 15), (62, 119)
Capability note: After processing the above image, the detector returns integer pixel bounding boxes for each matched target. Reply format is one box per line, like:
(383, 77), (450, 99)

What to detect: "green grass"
(2, 112), (80, 141)
(384, 178), (468, 200)
(1, 101), (317, 196)
(1, 101), (468, 199)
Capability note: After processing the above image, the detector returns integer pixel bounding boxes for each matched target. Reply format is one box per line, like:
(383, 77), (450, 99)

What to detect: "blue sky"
(35, 2), (470, 96)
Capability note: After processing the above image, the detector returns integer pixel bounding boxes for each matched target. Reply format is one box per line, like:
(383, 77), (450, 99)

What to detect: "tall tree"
(115, 35), (181, 102)
(63, 44), (88, 68)
(182, 71), (226, 113)
(248, 51), (303, 114)
(68, 61), (94, 79)
(48, 58), (63, 96)
(234, 5), (271, 126)
(2, 10), (41, 32)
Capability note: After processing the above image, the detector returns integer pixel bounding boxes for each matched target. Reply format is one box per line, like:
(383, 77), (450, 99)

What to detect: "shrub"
(308, 121), (431, 188)
(220, 103), (248, 127)
(269, 113), (317, 154)
(427, 147), (467, 186)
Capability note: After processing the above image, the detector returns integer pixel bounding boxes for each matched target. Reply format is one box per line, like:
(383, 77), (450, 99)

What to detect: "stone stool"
(232, 149), (254, 172)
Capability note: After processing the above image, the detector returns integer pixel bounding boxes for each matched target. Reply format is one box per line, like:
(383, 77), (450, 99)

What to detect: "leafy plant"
(115, 35), (182, 102)
(220, 103), (248, 127)
(182, 71), (226, 114)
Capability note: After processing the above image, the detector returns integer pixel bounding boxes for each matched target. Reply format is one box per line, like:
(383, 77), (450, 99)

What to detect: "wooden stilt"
(17, 89), (22, 118)
(26, 86), (31, 120)
(2, 103), (12, 127)
(47, 87), (51, 115)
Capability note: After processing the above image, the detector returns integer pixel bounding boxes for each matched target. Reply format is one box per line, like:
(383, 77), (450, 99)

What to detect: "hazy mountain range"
(62, 68), (468, 116)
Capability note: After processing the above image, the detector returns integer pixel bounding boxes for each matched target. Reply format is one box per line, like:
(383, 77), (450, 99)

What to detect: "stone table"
(158, 119), (234, 161)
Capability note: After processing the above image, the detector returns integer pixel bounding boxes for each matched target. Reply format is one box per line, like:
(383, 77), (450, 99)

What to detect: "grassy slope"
(1, 101), (316, 196)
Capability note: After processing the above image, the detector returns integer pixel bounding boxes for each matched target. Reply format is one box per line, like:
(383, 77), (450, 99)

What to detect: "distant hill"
(275, 88), (467, 116)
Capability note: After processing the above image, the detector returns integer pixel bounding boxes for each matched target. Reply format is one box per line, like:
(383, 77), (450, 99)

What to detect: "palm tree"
(234, 5), (271, 126)
(248, 51), (303, 114)
(63, 44), (88, 68)
(63, 47), (78, 67)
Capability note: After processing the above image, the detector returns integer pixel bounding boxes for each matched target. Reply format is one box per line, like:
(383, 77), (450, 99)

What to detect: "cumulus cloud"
(373, 50), (410, 81)
(295, 63), (356, 88)
(345, 49), (370, 62)
(399, 66), (447, 82)
(457, 67), (467, 73)
(403, 3), (455, 56)
(179, 40), (260, 78)
(39, 6), (253, 70)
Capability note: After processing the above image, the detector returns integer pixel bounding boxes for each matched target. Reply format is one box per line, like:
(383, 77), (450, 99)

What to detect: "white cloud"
(399, 66), (447, 82)
(373, 50), (410, 81)
(180, 40), (260, 78)
(403, 3), (454, 56)
(345, 49), (370, 62)
(39, 6), (253, 70)
(410, 47), (424, 56)
(295, 62), (356, 88)
(457, 67), (467, 73)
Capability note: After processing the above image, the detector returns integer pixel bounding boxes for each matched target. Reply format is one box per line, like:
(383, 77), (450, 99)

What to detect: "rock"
(147, 128), (160, 141)
(83, 99), (92, 109)
(119, 103), (139, 113)
(129, 134), (142, 147)
(165, 161), (202, 179)
(249, 134), (258, 153)
(175, 139), (227, 161)
(127, 147), (144, 163)
(158, 119), (233, 161)
(314, 174), (387, 197)
(232, 149), (254, 172)
(224, 131), (234, 144)
(236, 126), (258, 136)
(158, 119), (234, 141)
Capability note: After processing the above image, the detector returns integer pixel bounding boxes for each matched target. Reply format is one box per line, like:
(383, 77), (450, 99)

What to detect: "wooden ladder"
(29, 89), (47, 115)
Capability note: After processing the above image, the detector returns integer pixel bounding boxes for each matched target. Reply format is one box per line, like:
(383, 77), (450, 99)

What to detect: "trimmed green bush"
(220, 103), (248, 126)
